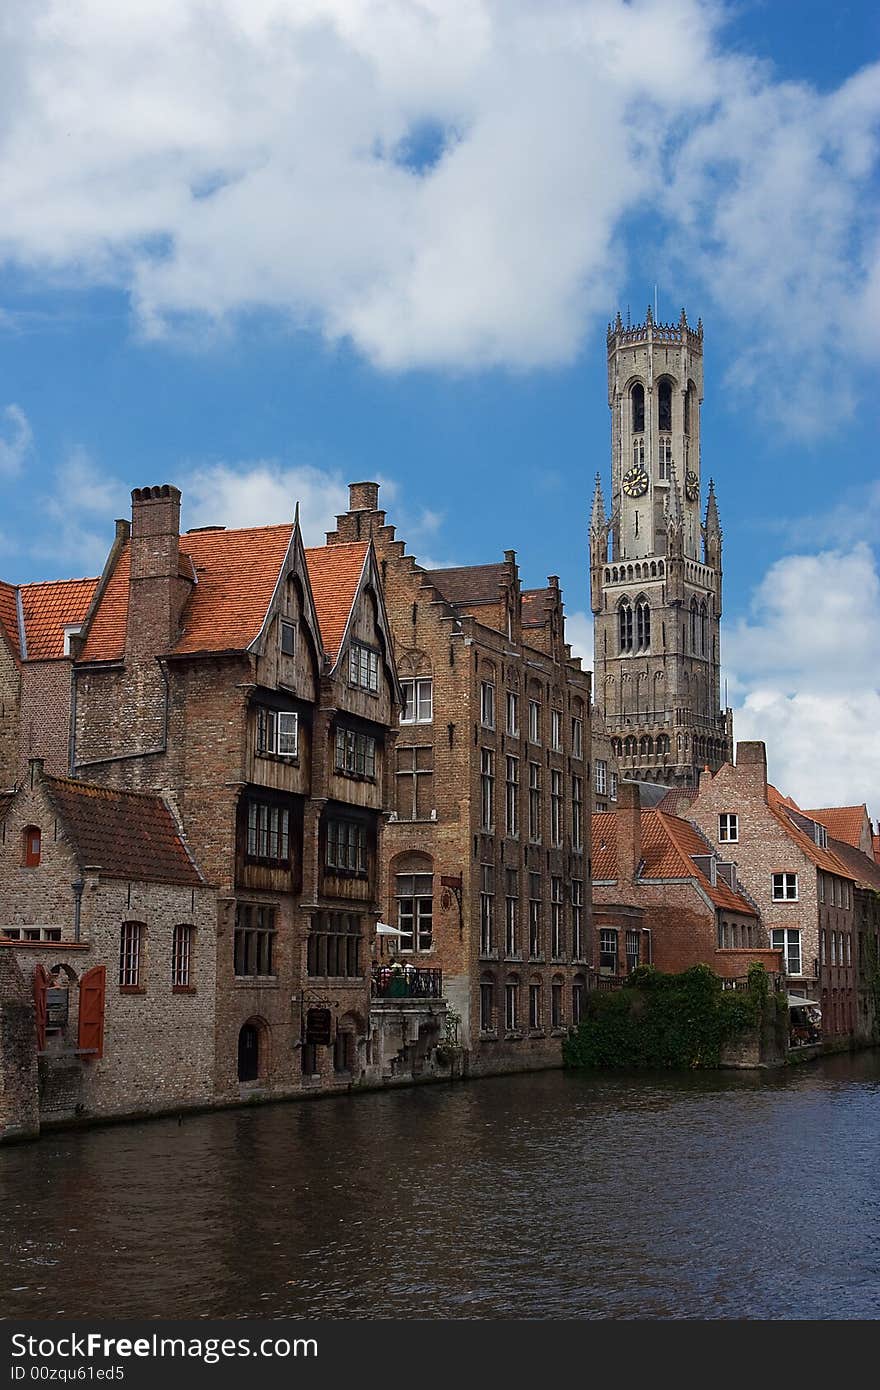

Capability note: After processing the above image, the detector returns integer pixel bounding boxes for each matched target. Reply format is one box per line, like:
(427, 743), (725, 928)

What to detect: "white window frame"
(400, 677), (433, 724)
(505, 755), (519, 836)
(571, 715), (583, 760)
(480, 748), (495, 832)
(771, 872), (798, 902)
(506, 690), (519, 737)
(257, 707), (299, 759)
(595, 759), (607, 796)
(719, 812), (738, 843)
(480, 681), (496, 730)
(551, 709), (562, 752)
(771, 927), (802, 976)
(349, 642), (380, 694)
(528, 699), (541, 745)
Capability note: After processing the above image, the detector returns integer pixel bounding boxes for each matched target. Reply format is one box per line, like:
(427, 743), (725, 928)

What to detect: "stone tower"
(590, 307), (733, 787)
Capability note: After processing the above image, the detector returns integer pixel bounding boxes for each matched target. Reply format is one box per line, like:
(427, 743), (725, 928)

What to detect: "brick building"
(0, 575), (98, 786)
(0, 759), (215, 1139)
(688, 742), (860, 1036)
(591, 782), (778, 982)
(325, 483), (592, 1074)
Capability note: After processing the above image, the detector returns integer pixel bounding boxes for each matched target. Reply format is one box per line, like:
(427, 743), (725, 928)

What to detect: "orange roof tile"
(803, 805), (870, 852)
(767, 785), (857, 881)
(304, 542), (369, 661)
(0, 582), (20, 662)
(20, 578), (97, 660)
(592, 809), (757, 915)
(79, 526), (295, 662)
(44, 776), (204, 886)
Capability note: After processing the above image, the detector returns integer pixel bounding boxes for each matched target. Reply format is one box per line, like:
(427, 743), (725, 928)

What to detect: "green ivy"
(563, 963), (776, 1070)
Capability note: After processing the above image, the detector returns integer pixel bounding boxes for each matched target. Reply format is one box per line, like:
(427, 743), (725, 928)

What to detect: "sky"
(1, 0), (879, 812)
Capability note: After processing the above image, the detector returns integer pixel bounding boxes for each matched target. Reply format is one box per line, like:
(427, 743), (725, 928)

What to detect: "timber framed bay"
(2, 1052), (878, 1321)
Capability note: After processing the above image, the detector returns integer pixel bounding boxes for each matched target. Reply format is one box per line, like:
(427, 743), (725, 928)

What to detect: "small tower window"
(659, 436), (672, 481)
(636, 598), (651, 652)
(618, 599), (633, 653)
(631, 383), (645, 434)
(700, 601), (709, 657)
(22, 825), (42, 867)
(632, 437), (645, 468)
(658, 380), (672, 433)
(690, 597), (700, 654)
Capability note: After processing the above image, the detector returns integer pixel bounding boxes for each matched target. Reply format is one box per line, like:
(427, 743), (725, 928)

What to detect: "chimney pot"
(349, 481), (380, 512)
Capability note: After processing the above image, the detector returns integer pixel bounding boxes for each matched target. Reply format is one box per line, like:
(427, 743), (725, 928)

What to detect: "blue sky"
(1, 0), (879, 809)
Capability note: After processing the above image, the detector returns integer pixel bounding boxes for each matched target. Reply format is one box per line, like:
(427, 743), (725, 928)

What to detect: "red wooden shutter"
(33, 963), (48, 1053)
(78, 965), (106, 1059)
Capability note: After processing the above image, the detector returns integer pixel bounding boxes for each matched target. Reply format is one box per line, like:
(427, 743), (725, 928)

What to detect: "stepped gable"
(43, 775), (204, 886)
(592, 808), (757, 915)
(304, 542), (369, 661)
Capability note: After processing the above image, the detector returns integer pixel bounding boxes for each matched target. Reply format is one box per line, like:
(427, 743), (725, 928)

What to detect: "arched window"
(618, 599), (633, 653)
(700, 601), (709, 657)
(624, 736), (636, 758)
(658, 379), (672, 432)
(631, 383), (645, 434)
(635, 598), (650, 651)
(480, 973), (496, 1034)
(632, 436), (645, 468)
(690, 598), (699, 654)
(22, 825), (41, 867)
(238, 1017), (270, 1083)
(657, 734), (670, 755)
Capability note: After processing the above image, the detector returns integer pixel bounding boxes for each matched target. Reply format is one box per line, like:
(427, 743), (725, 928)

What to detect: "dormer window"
(63, 625), (82, 657)
(22, 825), (41, 867)
(280, 620), (297, 657)
(349, 642), (379, 694)
(813, 823), (828, 849)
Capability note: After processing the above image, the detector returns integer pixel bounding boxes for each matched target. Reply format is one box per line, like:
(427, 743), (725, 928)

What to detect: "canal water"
(2, 1052), (879, 1320)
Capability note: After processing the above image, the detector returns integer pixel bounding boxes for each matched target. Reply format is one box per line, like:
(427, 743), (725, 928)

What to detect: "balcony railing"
(372, 965), (443, 1000)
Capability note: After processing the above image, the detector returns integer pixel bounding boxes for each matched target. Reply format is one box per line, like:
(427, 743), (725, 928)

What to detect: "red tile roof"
(803, 805), (871, 852)
(44, 776), (204, 886)
(304, 542), (369, 661)
(825, 836), (880, 894)
(592, 808), (757, 915)
(767, 785), (857, 881)
(20, 578), (98, 660)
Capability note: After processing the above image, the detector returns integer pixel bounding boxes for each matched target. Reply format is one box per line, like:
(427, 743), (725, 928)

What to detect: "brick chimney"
(329, 481), (387, 542)
(125, 485), (190, 657)
(616, 781), (642, 879)
(734, 741), (768, 802)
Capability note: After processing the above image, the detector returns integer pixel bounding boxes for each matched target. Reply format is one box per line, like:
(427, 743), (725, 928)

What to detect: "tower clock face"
(685, 470), (699, 501)
(623, 464), (649, 498)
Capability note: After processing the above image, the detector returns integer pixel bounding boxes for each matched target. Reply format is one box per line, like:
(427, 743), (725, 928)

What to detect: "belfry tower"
(590, 307), (732, 787)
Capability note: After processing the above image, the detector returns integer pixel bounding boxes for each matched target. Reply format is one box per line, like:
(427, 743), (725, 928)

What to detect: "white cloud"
(0, 2), (877, 426)
(180, 461), (349, 544)
(565, 608), (593, 668)
(0, 404), (34, 476)
(725, 544), (880, 814)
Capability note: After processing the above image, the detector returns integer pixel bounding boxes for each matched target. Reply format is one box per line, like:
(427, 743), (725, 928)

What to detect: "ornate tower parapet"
(592, 310), (731, 789)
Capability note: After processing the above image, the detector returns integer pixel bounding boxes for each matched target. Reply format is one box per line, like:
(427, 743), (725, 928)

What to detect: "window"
(771, 928), (802, 976)
(595, 759), (607, 796)
(349, 642), (379, 693)
(719, 813), (738, 843)
(400, 677), (433, 724)
(550, 876), (564, 958)
(119, 921), (144, 988)
(480, 865), (495, 954)
(820, 929), (826, 966)
(502, 870), (519, 957)
(772, 873), (798, 902)
(846, 934), (852, 966)
(618, 600), (633, 653)
(480, 681), (496, 729)
(813, 822), (827, 849)
(572, 978), (585, 1026)
(690, 598), (699, 655)
(505, 756), (519, 836)
(506, 690), (519, 736)
(63, 624), (82, 656)
(551, 709), (563, 751)
(528, 763), (542, 841)
(571, 715), (583, 760)
(246, 800), (290, 864)
(335, 727), (376, 779)
(280, 619), (297, 656)
(551, 980), (563, 1030)
(396, 744), (433, 820)
(396, 873), (433, 952)
(632, 436), (645, 468)
(572, 775), (583, 850)
(505, 980), (519, 1032)
(572, 880), (584, 958)
(658, 435), (672, 482)
(21, 825), (41, 868)
(631, 382), (645, 433)
(658, 379), (672, 432)
(307, 911), (361, 977)
(326, 819), (368, 875)
(480, 749), (495, 831)
(819, 873), (826, 905)
(256, 707), (299, 758)
(480, 977), (495, 1033)
(172, 924), (194, 988)
(635, 599), (650, 651)
(550, 769), (563, 847)
(831, 931), (838, 966)
(529, 982), (542, 1031)
(528, 699), (541, 744)
(610, 771), (618, 801)
(234, 903), (276, 977)
(599, 929), (618, 974)
(528, 873), (542, 959)
(626, 929), (641, 974)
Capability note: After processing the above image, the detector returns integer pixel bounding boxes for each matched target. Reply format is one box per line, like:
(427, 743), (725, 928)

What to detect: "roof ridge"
(768, 799), (858, 881)
(44, 774), (173, 803)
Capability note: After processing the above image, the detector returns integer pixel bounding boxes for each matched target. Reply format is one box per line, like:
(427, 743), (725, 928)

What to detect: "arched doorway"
(237, 1018), (268, 1083)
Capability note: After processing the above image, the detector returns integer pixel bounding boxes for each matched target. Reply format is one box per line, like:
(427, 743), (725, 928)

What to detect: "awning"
(788, 996), (821, 1013)
(375, 923), (405, 936)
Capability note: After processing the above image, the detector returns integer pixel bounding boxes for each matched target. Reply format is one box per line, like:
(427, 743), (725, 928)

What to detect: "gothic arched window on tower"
(690, 597), (700, 654)
(658, 379), (672, 433)
(633, 436), (645, 468)
(700, 601), (709, 658)
(618, 599), (633, 653)
(659, 436), (672, 482)
(635, 597), (650, 652)
(631, 383), (645, 434)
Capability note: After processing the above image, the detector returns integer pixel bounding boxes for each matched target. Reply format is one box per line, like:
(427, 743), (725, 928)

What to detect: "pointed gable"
(304, 542), (369, 662)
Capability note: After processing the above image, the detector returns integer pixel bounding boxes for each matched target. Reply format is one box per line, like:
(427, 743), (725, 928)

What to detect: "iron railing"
(372, 965), (443, 1000)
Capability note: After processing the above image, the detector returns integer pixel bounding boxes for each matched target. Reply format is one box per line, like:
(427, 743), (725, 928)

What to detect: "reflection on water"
(2, 1052), (879, 1320)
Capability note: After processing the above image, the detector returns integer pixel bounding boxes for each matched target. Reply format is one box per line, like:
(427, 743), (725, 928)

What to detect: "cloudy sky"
(1, 0), (878, 811)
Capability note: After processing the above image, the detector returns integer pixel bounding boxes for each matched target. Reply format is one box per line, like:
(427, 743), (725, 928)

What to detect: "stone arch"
(237, 1016), (270, 1084)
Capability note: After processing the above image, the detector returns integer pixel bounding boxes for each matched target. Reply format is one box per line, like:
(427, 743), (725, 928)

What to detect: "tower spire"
(589, 472), (606, 535)
(704, 478), (720, 537)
